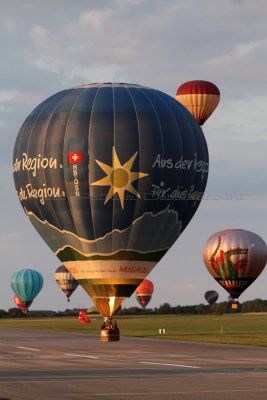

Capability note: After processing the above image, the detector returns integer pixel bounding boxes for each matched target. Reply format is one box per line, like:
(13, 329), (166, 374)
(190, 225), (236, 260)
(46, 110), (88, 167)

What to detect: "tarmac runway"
(1, 327), (267, 399)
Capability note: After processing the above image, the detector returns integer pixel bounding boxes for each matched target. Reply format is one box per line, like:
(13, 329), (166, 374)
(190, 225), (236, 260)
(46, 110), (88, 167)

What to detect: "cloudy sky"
(0, 0), (266, 311)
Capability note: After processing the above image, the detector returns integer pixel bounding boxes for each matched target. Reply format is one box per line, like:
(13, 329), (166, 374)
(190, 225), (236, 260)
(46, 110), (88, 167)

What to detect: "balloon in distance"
(203, 229), (267, 303)
(55, 265), (79, 302)
(13, 82), (209, 318)
(79, 310), (91, 324)
(176, 80), (220, 125)
(204, 290), (219, 306)
(11, 269), (43, 305)
(136, 279), (154, 308)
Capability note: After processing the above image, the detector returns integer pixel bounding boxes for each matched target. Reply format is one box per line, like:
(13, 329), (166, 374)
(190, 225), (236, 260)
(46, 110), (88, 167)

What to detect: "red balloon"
(136, 279), (154, 296)
(79, 310), (91, 324)
(136, 279), (154, 308)
(176, 80), (220, 125)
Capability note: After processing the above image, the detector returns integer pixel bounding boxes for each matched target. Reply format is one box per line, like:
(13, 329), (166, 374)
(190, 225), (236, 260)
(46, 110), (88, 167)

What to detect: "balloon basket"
(100, 329), (120, 342)
(231, 302), (238, 310)
(100, 319), (120, 342)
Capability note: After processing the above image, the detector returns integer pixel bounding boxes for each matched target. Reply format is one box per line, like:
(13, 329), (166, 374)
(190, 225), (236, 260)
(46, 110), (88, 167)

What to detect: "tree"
(0, 309), (8, 318)
(195, 304), (206, 314)
(7, 307), (26, 318)
(157, 303), (172, 314)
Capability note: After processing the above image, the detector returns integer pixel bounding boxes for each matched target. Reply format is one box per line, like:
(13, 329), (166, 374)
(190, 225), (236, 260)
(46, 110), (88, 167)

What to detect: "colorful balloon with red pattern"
(203, 229), (267, 302)
(176, 80), (220, 125)
(136, 279), (154, 308)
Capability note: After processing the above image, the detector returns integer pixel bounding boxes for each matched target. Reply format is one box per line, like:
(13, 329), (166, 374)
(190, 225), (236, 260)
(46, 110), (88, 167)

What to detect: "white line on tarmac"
(65, 353), (98, 359)
(16, 346), (40, 351)
(140, 361), (201, 369)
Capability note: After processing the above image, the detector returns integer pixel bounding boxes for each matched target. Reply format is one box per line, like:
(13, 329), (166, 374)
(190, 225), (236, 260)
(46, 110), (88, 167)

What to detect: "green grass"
(1, 314), (267, 346)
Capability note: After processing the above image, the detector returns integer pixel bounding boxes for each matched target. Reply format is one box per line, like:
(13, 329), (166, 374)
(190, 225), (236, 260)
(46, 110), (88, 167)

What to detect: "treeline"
(0, 308), (77, 318)
(122, 298), (267, 315)
(1, 298), (267, 318)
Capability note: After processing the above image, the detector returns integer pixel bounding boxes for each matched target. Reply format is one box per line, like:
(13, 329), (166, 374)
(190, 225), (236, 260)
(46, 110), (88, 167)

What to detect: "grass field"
(1, 314), (267, 346)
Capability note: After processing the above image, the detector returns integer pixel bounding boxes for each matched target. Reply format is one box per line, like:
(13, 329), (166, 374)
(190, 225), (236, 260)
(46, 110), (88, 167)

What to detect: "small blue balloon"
(11, 269), (43, 302)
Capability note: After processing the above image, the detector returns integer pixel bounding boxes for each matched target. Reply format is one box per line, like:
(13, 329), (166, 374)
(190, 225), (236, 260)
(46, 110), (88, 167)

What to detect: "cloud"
(2, 17), (18, 34)
(0, 90), (19, 103)
(30, 25), (50, 46)
(79, 9), (113, 30)
(204, 37), (267, 74)
(0, 232), (20, 247)
(198, 37), (267, 98)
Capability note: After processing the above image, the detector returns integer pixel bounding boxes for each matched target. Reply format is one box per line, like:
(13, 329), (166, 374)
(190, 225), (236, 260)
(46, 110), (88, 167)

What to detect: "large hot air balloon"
(136, 279), (154, 308)
(203, 229), (267, 307)
(176, 80), (220, 125)
(13, 294), (32, 313)
(13, 82), (209, 339)
(204, 290), (218, 306)
(55, 265), (79, 302)
(11, 269), (43, 307)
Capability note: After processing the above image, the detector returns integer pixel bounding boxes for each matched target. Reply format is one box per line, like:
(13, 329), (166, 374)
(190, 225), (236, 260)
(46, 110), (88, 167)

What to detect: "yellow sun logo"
(91, 147), (148, 209)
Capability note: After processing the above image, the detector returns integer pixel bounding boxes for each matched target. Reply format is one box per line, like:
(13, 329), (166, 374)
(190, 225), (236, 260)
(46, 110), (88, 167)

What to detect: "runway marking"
(140, 361), (201, 369)
(16, 346), (40, 352)
(65, 353), (98, 359)
(79, 389), (267, 396)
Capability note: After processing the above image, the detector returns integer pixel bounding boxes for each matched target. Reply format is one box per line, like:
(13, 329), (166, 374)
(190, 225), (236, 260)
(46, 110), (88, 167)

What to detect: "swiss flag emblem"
(68, 152), (83, 163)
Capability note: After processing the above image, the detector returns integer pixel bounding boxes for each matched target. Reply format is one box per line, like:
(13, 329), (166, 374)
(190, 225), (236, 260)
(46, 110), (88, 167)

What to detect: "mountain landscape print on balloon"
(26, 206), (182, 262)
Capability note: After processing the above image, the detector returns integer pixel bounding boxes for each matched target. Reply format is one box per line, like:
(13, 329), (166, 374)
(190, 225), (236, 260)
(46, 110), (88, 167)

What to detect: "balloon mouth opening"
(92, 296), (125, 318)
